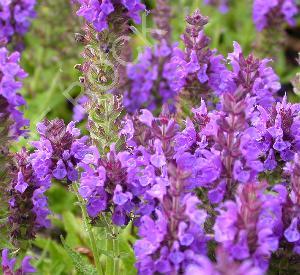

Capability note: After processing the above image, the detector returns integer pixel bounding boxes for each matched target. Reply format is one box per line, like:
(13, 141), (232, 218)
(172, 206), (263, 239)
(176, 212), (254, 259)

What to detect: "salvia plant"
(0, 0), (300, 274)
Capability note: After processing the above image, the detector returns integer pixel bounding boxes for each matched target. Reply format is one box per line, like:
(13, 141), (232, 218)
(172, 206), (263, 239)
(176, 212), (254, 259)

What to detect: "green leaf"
(61, 237), (98, 275)
(62, 211), (84, 247)
(119, 238), (137, 275)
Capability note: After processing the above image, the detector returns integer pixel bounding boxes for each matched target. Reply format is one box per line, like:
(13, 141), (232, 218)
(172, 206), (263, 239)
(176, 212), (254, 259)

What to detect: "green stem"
(105, 229), (114, 275)
(72, 184), (104, 275)
(113, 228), (120, 275)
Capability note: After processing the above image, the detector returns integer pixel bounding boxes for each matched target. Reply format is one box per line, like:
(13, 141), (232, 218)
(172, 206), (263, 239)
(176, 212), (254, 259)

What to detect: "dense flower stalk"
(79, 109), (179, 225)
(175, 93), (263, 204)
(79, 145), (134, 225)
(204, 0), (229, 13)
(253, 0), (298, 32)
(251, 96), (300, 177)
(0, 47), (28, 138)
(74, 0), (138, 153)
(170, 9), (233, 110)
(76, 0), (145, 32)
(9, 148), (51, 242)
(124, 0), (179, 113)
(227, 42), (280, 109)
(1, 249), (36, 274)
(30, 119), (91, 184)
(134, 162), (208, 274)
(0, 0), (36, 49)
(214, 181), (284, 271)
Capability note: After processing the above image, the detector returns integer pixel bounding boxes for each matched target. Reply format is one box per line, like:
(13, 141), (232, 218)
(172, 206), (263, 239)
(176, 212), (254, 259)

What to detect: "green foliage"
(61, 238), (98, 275)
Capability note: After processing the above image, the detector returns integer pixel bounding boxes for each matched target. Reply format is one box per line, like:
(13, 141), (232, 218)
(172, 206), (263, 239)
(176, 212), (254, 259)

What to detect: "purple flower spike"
(253, 0), (298, 31)
(214, 182), (285, 271)
(252, 96), (300, 172)
(0, 0), (36, 47)
(0, 47), (28, 138)
(134, 163), (208, 274)
(170, 10), (235, 102)
(30, 119), (91, 184)
(9, 148), (51, 242)
(76, 0), (145, 32)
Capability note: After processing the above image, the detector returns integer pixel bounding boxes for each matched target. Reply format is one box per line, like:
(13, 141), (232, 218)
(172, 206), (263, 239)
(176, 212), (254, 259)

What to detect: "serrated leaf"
(61, 237), (98, 275)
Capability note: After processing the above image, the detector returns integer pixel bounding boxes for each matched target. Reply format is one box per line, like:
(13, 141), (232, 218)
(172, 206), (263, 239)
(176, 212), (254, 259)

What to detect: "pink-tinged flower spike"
(253, 0), (298, 32)
(76, 0), (145, 33)
(9, 148), (51, 244)
(227, 42), (281, 109)
(214, 181), (285, 271)
(30, 119), (91, 184)
(204, 0), (229, 14)
(1, 249), (36, 274)
(185, 247), (264, 275)
(134, 162), (208, 274)
(252, 95), (300, 172)
(282, 154), (300, 254)
(170, 9), (235, 109)
(0, 47), (29, 138)
(174, 95), (263, 203)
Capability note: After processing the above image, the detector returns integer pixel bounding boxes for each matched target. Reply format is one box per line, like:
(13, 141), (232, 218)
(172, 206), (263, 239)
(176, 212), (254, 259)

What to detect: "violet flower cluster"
(124, 42), (179, 113)
(170, 10), (234, 101)
(0, 46), (28, 138)
(79, 144), (138, 225)
(1, 249), (36, 275)
(214, 182), (285, 272)
(227, 42), (280, 109)
(124, 0), (178, 113)
(121, 109), (209, 273)
(0, 0), (36, 46)
(253, 0), (298, 31)
(134, 162), (208, 274)
(78, 108), (179, 225)
(9, 148), (51, 241)
(251, 96), (300, 173)
(67, 4), (300, 275)
(30, 119), (91, 184)
(76, 0), (145, 32)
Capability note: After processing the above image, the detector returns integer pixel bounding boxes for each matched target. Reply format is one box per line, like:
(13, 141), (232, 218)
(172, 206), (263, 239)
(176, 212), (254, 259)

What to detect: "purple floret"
(214, 182), (285, 271)
(0, 47), (28, 138)
(76, 0), (145, 32)
(1, 249), (36, 274)
(253, 0), (298, 31)
(30, 119), (91, 183)
(0, 0), (36, 45)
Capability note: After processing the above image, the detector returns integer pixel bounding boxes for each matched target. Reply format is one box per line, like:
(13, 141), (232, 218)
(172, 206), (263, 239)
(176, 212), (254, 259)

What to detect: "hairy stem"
(72, 184), (104, 275)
